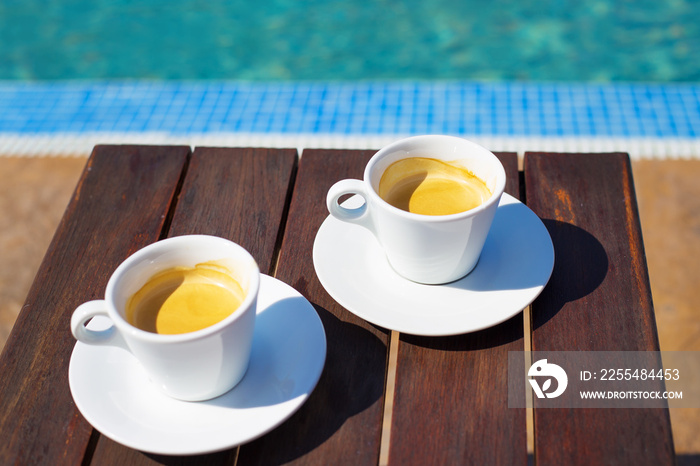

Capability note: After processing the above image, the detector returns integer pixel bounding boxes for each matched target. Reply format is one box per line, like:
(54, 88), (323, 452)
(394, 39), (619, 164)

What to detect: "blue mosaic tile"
(1, 81), (700, 139)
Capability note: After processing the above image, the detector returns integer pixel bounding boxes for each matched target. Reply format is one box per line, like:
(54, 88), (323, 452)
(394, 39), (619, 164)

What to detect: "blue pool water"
(1, 0), (699, 82)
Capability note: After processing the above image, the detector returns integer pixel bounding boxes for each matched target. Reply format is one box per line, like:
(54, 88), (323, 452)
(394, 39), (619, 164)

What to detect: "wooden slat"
(388, 153), (528, 465)
(524, 152), (675, 465)
(237, 149), (390, 465)
(166, 147), (298, 273)
(88, 146), (298, 464)
(0, 145), (190, 465)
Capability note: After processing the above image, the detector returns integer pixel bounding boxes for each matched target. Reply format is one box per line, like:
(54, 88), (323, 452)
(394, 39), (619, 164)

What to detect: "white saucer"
(69, 274), (326, 456)
(313, 193), (554, 336)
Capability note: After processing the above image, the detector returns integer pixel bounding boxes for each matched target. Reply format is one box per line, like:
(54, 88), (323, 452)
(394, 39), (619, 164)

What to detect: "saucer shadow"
(135, 289), (387, 464)
(236, 278), (388, 463)
(445, 203), (556, 293)
(531, 219), (608, 329)
(402, 310), (525, 351)
(144, 449), (238, 464)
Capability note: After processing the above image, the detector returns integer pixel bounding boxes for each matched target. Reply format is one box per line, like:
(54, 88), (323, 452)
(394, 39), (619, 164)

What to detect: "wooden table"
(0, 145), (675, 465)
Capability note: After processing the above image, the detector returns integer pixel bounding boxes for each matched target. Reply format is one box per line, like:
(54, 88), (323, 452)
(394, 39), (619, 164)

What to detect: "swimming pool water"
(1, 0), (699, 81)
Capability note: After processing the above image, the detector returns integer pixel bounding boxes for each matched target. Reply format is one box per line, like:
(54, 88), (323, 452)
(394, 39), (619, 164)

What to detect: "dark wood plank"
(237, 149), (390, 465)
(0, 145), (190, 465)
(524, 152), (675, 465)
(89, 442), (238, 466)
(89, 146), (298, 464)
(388, 153), (528, 465)
(166, 146), (298, 273)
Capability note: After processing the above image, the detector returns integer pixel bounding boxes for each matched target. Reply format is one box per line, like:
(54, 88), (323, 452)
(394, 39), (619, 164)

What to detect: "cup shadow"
(236, 275), (388, 464)
(133, 291), (387, 464)
(202, 296), (326, 410)
(444, 202), (556, 293)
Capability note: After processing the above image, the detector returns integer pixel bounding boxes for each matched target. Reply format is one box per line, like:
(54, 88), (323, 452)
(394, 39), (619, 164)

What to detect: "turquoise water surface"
(1, 0), (698, 82)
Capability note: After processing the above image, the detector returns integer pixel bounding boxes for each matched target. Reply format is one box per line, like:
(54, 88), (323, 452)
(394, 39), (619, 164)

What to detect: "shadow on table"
(402, 311), (525, 352)
(141, 297), (386, 464)
(531, 219), (609, 330)
(236, 298), (387, 464)
(145, 450), (237, 464)
(677, 454), (700, 466)
(401, 219), (608, 352)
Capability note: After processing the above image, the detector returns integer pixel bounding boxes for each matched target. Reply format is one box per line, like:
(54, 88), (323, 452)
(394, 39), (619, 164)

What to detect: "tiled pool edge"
(3, 81), (700, 159)
(1, 133), (698, 159)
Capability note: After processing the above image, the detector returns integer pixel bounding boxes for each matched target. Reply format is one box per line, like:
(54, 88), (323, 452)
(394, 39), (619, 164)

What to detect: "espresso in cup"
(377, 157), (491, 216)
(327, 135), (506, 284)
(71, 235), (259, 401)
(126, 263), (245, 335)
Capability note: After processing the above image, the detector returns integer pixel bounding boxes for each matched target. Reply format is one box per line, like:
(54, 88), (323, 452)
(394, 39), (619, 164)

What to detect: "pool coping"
(1, 132), (698, 159)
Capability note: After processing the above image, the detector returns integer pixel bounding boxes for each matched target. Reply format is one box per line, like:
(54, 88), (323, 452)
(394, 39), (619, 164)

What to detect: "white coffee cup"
(71, 235), (260, 401)
(327, 135), (506, 284)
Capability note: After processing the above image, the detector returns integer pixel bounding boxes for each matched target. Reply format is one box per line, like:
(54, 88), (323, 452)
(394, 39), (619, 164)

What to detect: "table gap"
(269, 154), (299, 277)
(158, 149), (192, 240)
(378, 330), (400, 465)
(523, 305), (535, 458)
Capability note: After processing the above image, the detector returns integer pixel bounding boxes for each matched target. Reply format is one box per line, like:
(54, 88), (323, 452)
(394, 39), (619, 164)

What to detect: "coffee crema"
(126, 263), (245, 335)
(378, 157), (491, 216)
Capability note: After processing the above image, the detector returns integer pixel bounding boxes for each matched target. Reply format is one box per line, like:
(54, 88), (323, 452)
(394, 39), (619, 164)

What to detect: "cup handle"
(326, 179), (375, 232)
(71, 300), (126, 348)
